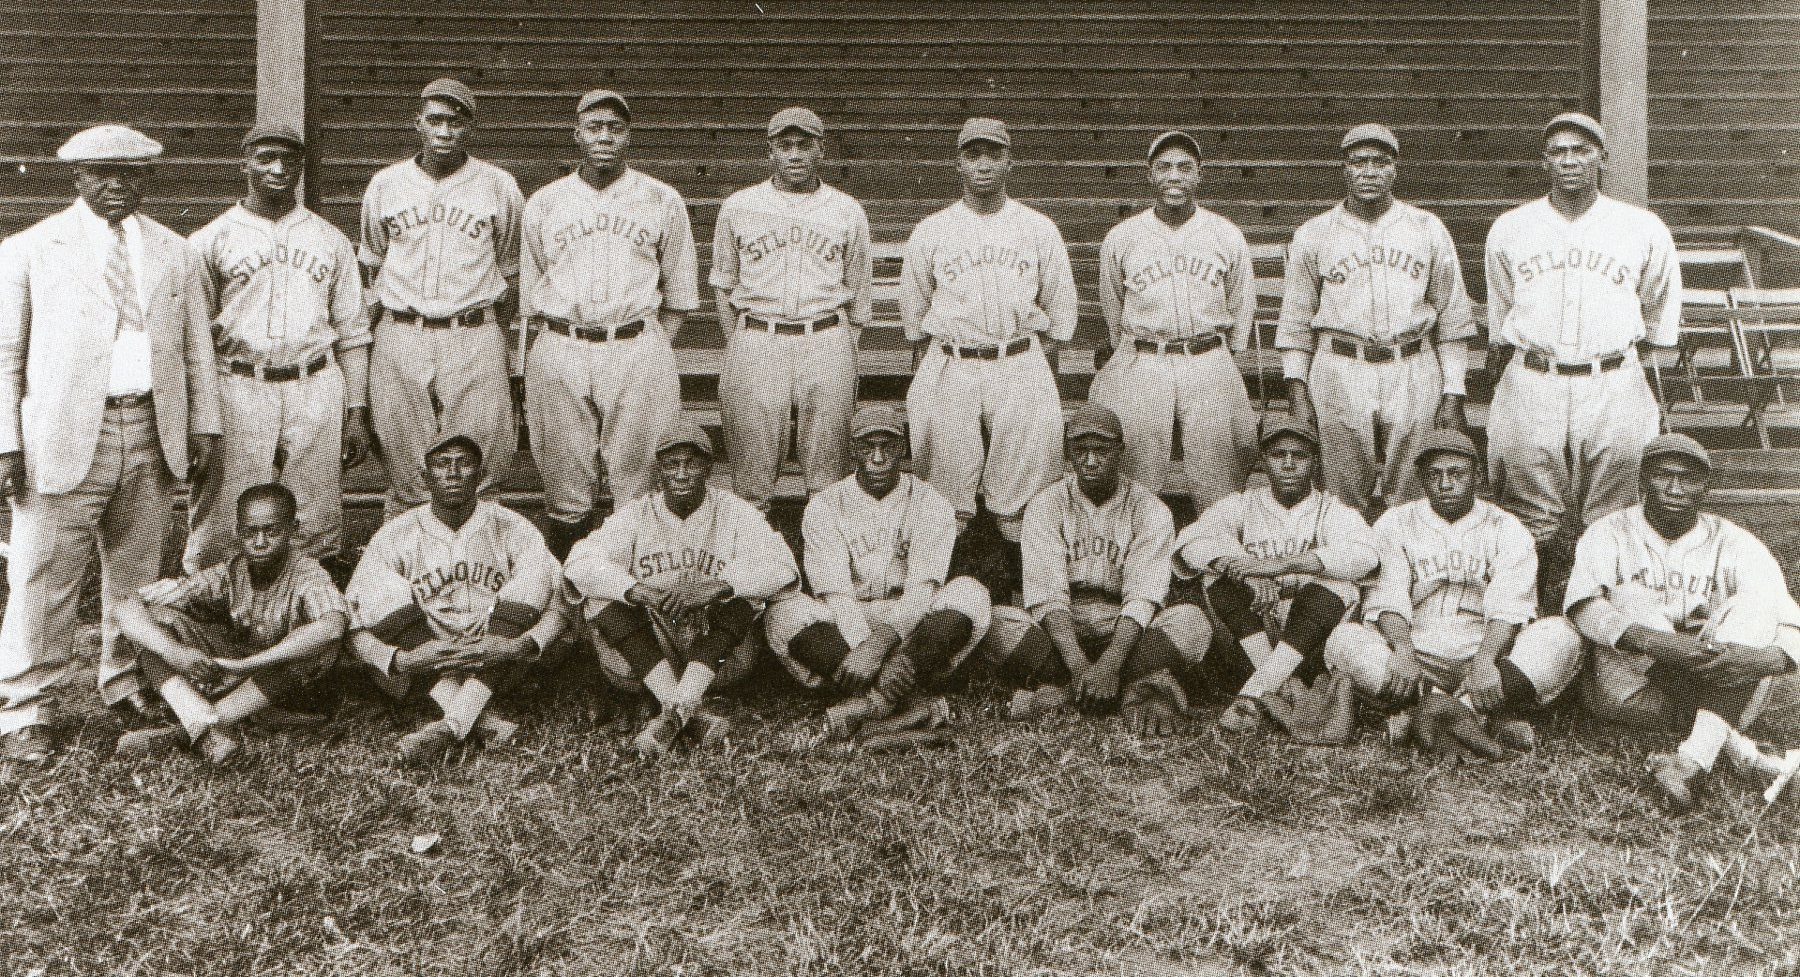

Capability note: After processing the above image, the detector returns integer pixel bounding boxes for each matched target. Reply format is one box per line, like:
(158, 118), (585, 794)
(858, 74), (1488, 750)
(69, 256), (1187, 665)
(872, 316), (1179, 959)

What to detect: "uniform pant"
(719, 322), (857, 509)
(763, 576), (993, 688)
(186, 367), (344, 571)
(582, 598), (762, 695)
(0, 402), (171, 735)
(526, 329), (681, 524)
(1323, 616), (1582, 707)
(128, 606), (336, 705)
(1087, 343), (1257, 514)
(981, 600), (1214, 689)
(1487, 354), (1660, 546)
(1307, 340), (1444, 513)
(370, 314), (513, 519)
(906, 342), (1064, 536)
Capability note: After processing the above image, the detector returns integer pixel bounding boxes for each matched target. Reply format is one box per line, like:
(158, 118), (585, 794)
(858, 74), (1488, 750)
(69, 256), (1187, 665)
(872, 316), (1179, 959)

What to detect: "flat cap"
(576, 88), (632, 119)
(57, 124), (163, 164)
(1341, 122), (1400, 156)
(1412, 429), (1479, 467)
(1147, 130), (1203, 164)
(424, 431), (483, 465)
(241, 121), (304, 152)
(420, 78), (477, 117)
(1544, 111), (1605, 148)
(850, 405), (906, 439)
(1066, 403), (1124, 442)
(957, 117), (1010, 149)
(656, 415), (714, 457)
(767, 106), (825, 138)
(1258, 416), (1320, 449)
(1642, 432), (1711, 472)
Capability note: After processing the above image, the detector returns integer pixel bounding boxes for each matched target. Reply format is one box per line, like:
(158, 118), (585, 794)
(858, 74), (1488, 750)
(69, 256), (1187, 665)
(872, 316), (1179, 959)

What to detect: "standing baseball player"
(345, 433), (565, 766)
(1173, 418), (1378, 733)
(1279, 123), (1475, 516)
(523, 88), (698, 560)
(1542, 434), (1800, 811)
(983, 405), (1211, 736)
(711, 106), (873, 510)
(1484, 111), (1681, 606)
(359, 78), (524, 521)
(114, 483), (348, 764)
(186, 122), (369, 572)
(1088, 130), (1258, 513)
(1322, 430), (1579, 747)
(899, 117), (1077, 585)
(763, 406), (992, 739)
(563, 416), (797, 759)
(0, 125), (222, 763)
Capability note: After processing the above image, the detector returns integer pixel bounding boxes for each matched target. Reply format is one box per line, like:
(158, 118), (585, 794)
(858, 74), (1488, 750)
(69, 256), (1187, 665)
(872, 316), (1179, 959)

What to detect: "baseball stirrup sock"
(1238, 643), (1305, 701)
(642, 660), (680, 707)
(212, 681), (273, 726)
(1677, 709), (1732, 772)
(673, 662), (716, 712)
(158, 676), (220, 741)
(441, 677), (494, 741)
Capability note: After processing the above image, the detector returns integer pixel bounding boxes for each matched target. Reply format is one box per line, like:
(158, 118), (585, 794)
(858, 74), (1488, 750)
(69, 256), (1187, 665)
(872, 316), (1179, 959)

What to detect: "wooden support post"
(1597, 0), (1649, 206)
(256, 0), (311, 202)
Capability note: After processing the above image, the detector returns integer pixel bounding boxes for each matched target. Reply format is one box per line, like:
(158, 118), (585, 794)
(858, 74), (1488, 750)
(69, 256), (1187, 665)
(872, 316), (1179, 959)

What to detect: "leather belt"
(386, 306), (488, 329)
(105, 392), (153, 408)
(539, 316), (648, 343)
(939, 336), (1033, 360)
(743, 312), (843, 336)
(1327, 334), (1424, 364)
(225, 353), (333, 382)
(1134, 332), (1224, 356)
(1520, 350), (1627, 376)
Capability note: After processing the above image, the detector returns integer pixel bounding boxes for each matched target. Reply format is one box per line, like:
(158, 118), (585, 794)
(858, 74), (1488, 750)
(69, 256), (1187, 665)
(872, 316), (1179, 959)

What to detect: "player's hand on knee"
(1248, 577), (1282, 616)
(1466, 658), (1505, 712)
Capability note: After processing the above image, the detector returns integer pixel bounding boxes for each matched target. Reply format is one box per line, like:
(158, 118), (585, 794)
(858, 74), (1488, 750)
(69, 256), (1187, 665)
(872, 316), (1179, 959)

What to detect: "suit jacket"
(0, 203), (221, 494)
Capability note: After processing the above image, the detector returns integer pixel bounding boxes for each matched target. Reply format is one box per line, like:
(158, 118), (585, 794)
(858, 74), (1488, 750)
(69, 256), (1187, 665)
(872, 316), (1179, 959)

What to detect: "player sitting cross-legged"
(1174, 418), (1379, 734)
(1321, 430), (1582, 750)
(114, 484), (349, 764)
(564, 416), (799, 760)
(983, 405), (1213, 736)
(345, 433), (566, 766)
(764, 406), (993, 741)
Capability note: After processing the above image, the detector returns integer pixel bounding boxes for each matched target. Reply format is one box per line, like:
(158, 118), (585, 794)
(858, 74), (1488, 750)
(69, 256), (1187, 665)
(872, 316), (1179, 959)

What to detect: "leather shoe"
(0, 727), (54, 764)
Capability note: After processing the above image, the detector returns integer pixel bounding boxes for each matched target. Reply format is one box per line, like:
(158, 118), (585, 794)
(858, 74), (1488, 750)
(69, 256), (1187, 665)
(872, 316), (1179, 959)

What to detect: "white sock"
(673, 662), (717, 714)
(1720, 725), (1781, 778)
(427, 675), (464, 715)
(1238, 632), (1273, 667)
(642, 660), (680, 708)
(441, 677), (494, 741)
(158, 676), (219, 741)
(1239, 642), (1304, 700)
(213, 681), (273, 726)
(1678, 709), (1732, 772)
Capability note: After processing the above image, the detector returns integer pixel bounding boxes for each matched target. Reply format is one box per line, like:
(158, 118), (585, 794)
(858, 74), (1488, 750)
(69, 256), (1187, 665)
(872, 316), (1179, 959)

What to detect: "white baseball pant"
(718, 321), (856, 509)
(369, 315), (513, 519)
(763, 576), (993, 687)
(1087, 343), (1257, 513)
(1306, 340), (1444, 513)
(1323, 616), (1583, 707)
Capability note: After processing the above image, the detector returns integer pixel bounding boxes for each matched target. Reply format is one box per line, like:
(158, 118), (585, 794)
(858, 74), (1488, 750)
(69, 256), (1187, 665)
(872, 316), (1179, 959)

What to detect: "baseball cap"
(1544, 111), (1605, 149)
(1066, 403), (1124, 442)
(576, 88), (631, 120)
(1258, 416), (1320, 449)
(1412, 429), (1478, 467)
(1341, 122), (1400, 157)
(57, 124), (163, 164)
(767, 106), (825, 139)
(240, 121), (304, 152)
(957, 117), (1010, 149)
(1147, 130), (1203, 165)
(1642, 432), (1711, 472)
(655, 416), (714, 457)
(423, 432), (483, 466)
(850, 405), (906, 439)
(420, 78), (477, 118)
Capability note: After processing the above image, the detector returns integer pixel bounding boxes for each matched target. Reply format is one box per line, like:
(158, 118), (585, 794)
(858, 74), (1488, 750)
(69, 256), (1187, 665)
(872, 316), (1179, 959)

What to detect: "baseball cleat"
(1646, 752), (1704, 813)
(116, 724), (189, 759)
(1006, 686), (1072, 721)
(0, 728), (54, 765)
(1384, 709), (1415, 746)
(860, 696), (952, 739)
(471, 713), (519, 747)
(1487, 717), (1537, 752)
(396, 720), (457, 767)
(630, 711), (683, 760)
(1764, 749), (1800, 805)
(194, 728), (242, 766)
(685, 708), (731, 748)
(825, 696), (888, 740)
(1217, 696), (1270, 735)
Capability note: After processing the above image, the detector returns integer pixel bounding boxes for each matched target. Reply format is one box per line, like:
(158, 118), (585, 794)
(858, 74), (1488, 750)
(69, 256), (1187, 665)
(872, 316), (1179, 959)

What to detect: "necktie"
(105, 222), (144, 334)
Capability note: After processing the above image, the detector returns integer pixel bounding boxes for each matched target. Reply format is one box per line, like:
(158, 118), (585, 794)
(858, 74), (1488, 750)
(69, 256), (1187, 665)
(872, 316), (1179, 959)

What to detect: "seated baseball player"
(345, 433), (565, 766)
(764, 405), (993, 740)
(113, 483), (347, 764)
(1541, 434), (1800, 811)
(983, 405), (1211, 736)
(1173, 418), (1378, 733)
(563, 415), (799, 760)
(1322, 430), (1580, 750)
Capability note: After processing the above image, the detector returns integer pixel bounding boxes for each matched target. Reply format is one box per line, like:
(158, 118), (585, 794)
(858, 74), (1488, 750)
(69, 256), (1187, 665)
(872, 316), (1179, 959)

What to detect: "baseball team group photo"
(3, 2), (1798, 974)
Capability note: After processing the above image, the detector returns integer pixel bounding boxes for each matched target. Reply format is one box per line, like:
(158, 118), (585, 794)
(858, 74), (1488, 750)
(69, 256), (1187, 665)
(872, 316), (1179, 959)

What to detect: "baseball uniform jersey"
(1483, 195), (1682, 542)
(711, 179), (873, 507)
(185, 203), (366, 570)
(1089, 205), (1258, 510)
(899, 199), (1077, 530)
(1175, 485), (1379, 605)
(1277, 200), (1475, 510)
(358, 156), (525, 518)
(522, 169), (698, 521)
(145, 552), (348, 652)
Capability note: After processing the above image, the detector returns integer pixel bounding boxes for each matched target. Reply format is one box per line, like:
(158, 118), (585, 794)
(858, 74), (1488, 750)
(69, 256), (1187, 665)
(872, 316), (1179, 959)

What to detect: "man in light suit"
(0, 125), (222, 763)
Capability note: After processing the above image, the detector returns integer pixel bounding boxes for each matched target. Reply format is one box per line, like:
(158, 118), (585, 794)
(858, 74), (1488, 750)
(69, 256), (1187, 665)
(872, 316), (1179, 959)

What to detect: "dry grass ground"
(3, 652), (1797, 977)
